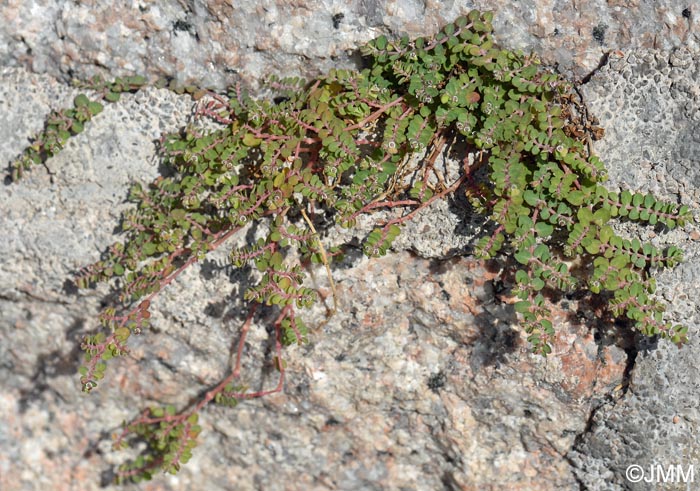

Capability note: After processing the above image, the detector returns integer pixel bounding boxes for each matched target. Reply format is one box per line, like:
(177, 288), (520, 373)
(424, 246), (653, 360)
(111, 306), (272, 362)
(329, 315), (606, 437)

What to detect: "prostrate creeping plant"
(9, 10), (691, 482)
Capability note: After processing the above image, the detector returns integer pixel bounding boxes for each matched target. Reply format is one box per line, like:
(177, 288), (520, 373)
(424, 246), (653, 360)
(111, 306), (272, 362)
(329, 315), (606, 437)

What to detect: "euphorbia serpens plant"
(11, 10), (690, 482)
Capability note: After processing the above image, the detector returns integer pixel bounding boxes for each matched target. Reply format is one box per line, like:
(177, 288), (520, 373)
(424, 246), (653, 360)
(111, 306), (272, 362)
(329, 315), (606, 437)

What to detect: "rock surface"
(569, 47), (700, 491)
(0, 1), (698, 91)
(1, 5), (699, 491)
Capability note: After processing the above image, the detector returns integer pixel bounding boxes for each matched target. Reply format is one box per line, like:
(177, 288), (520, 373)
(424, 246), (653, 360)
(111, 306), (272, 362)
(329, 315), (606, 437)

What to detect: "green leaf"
(577, 207), (594, 224)
(593, 208), (611, 225)
(533, 244), (550, 261)
(566, 190), (585, 206)
(611, 254), (629, 270)
(584, 240), (601, 254)
(515, 301), (531, 313)
(621, 190), (632, 206)
(74, 94), (90, 108)
(115, 327), (130, 342)
(105, 91), (121, 103)
(255, 258), (268, 271)
(269, 251), (284, 268)
(88, 101), (104, 116)
(531, 277), (545, 291)
(242, 133), (262, 147)
(126, 75), (147, 87)
(142, 242), (157, 255)
(523, 190), (539, 206)
(535, 222), (553, 237)
(514, 249), (531, 265)
(598, 225), (614, 244)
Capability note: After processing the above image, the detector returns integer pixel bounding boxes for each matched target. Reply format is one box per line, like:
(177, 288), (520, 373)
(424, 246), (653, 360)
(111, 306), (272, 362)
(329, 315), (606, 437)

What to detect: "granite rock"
(0, 1), (698, 91)
(0, 7), (699, 491)
(567, 47), (700, 491)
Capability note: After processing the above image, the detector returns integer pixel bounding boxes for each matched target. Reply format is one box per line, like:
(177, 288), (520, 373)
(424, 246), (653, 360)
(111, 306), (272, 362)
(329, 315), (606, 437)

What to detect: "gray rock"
(0, 7), (699, 491)
(1, 1), (698, 91)
(567, 48), (700, 491)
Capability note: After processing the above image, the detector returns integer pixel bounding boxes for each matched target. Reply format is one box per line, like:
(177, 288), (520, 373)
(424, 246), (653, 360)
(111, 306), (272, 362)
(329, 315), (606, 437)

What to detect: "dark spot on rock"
(427, 370), (446, 393)
(173, 19), (191, 31)
(438, 281), (452, 301)
(332, 13), (345, 29)
(204, 300), (227, 318)
(173, 19), (195, 37)
(492, 279), (506, 296)
(682, 8), (691, 19)
(296, 381), (310, 396)
(62, 279), (79, 296)
(592, 23), (608, 45)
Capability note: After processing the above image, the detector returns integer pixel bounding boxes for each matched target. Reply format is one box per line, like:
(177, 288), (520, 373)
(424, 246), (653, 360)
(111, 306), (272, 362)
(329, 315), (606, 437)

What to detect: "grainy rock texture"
(0, 1), (697, 91)
(0, 4), (699, 491)
(568, 48), (700, 491)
